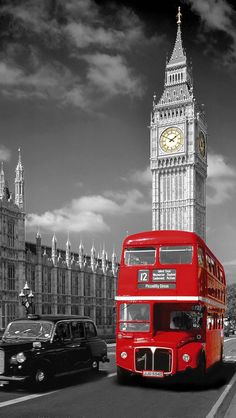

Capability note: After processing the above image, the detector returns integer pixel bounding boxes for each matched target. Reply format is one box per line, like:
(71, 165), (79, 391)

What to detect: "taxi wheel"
(32, 366), (51, 389)
(91, 360), (99, 372)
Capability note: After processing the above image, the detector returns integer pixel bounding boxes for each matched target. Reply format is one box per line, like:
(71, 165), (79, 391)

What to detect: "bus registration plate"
(142, 371), (164, 378)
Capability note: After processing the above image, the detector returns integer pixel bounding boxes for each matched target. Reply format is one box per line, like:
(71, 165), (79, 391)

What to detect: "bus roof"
(123, 230), (224, 270)
(124, 230), (204, 247)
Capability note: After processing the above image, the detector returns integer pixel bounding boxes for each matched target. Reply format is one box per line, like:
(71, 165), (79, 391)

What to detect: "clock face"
(198, 131), (206, 158)
(160, 127), (184, 154)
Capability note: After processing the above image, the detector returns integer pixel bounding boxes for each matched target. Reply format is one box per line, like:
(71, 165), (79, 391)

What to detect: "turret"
(0, 162), (5, 199)
(112, 248), (117, 276)
(14, 148), (25, 210)
(52, 234), (57, 265)
(91, 242), (96, 272)
(78, 240), (84, 268)
(66, 235), (71, 268)
(102, 246), (107, 274)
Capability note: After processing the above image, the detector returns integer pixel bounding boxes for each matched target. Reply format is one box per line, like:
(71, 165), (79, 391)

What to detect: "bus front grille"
(154, 349), (171, 372)
(135, 347), (171, 373)
(0, 350), (5, 374)
(135, 348), (152, 371)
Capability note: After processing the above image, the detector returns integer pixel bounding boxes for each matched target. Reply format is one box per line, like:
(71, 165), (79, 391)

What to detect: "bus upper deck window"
(124, 248), (156, 266)
(198, 247), (204, 266)
(160, 246), (193, 264)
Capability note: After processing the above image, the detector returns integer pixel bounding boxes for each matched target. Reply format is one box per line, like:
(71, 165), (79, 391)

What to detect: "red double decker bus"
(116, 230), (226, 383)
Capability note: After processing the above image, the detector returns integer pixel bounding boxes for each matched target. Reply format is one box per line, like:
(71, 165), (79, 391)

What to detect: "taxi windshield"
(3, 321), (53, 341)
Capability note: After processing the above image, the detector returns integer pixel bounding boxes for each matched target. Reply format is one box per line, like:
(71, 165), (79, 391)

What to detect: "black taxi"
(0, 315), (109, 389)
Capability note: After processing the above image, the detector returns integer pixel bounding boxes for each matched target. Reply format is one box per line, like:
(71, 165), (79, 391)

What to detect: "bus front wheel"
(194, 353), (206, 385)
(117, 366), (131, 385)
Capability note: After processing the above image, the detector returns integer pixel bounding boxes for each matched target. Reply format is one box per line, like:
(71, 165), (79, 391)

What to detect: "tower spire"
(15, 148), (25, 210)
(177, 6), (182, 25)
(167, 7), (185, 67)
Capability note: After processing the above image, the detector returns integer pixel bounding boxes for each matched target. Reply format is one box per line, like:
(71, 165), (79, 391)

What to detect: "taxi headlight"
(16, 352), (26, 363)
(121, 351), (128, 359)
(182, 353), (190, 363)
(10, 352), (26, 364)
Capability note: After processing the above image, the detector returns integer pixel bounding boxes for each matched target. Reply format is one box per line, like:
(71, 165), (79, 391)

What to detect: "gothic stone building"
(150, 8), (207, 240)
(0, 150), (118, 334)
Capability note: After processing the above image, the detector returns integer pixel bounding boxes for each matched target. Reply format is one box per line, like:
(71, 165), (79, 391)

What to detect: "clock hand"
(168, 134), (178, 142)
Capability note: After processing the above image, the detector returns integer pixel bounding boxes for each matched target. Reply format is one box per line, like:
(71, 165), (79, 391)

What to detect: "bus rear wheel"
(117, 366), (131, 385)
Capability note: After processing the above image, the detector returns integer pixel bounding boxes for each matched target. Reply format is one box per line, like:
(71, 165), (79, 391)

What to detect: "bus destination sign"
(138, 283), (176, 289)
(137, 269), (176, 289)
(152, 269), (176, 282)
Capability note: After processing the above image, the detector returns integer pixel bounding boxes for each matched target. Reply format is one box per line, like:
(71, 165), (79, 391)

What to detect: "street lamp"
(19, 281), (34, 315)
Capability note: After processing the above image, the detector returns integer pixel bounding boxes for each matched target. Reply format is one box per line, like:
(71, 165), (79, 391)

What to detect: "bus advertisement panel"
(115, 231), (226, 383)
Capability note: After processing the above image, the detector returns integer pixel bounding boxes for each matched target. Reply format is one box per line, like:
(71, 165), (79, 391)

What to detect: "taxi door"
(69, 321), (91, 370)
(52, 321), (89, 373)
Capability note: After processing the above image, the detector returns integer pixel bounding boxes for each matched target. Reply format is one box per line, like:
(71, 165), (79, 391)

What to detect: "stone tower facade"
(0, 154), (25, 328)
(150, 8), (207, 240)
(0, 151), (118, 334)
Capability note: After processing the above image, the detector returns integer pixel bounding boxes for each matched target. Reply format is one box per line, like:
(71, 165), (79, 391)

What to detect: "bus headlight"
(121, 351), (128, 359)
(182, 354), (190, 363)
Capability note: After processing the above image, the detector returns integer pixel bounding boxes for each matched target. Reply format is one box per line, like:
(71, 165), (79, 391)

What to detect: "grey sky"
(0, 0), (236, 282)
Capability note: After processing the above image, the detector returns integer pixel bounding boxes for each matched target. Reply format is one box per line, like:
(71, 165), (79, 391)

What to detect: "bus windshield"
(120, 303), (150, 332)
(124, 248), (156, 266)
(160, 246), (193, 264)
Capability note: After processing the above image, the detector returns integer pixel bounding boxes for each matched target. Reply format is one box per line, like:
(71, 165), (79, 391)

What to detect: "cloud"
(223, 259), (236, 267)
(85, 53), (144, 97)
(65, 10), (143, 51)
(26, 188), (150, 234)
(0, 62), (24, 85)
(0, 145), (11, 162)
(207, 153), (236, 204)
(71, 195), (120, 214)
(0, 57), (91, 108)
(123, 166), (152, 185)
(103, 189), (150, 213)
(186, 0), (232, 32)
(0, 0), (146, 107)
(186, 0), (236, 65)
(27, 209), (109, 234)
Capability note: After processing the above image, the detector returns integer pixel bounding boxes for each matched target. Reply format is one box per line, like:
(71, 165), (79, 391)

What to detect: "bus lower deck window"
(119, 303), (150, 332)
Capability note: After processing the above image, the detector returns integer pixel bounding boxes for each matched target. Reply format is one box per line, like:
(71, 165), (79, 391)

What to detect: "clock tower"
(150, 7), (207, 239)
